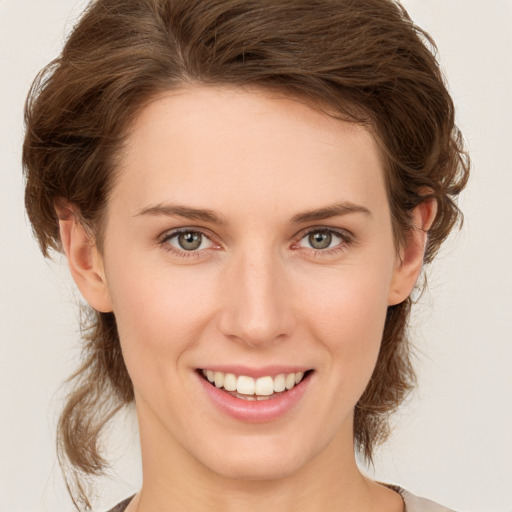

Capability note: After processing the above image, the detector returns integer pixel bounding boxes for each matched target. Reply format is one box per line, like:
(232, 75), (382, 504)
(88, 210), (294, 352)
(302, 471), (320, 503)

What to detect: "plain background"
(1, 1), (511, 511)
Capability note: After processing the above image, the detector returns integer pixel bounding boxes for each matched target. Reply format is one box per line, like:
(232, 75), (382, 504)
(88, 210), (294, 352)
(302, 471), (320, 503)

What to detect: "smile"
(200, 369), (311, 401)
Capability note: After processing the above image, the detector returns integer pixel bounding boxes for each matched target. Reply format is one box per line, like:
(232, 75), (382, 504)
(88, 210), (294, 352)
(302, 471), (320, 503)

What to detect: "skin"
(59, 86), (436, 512)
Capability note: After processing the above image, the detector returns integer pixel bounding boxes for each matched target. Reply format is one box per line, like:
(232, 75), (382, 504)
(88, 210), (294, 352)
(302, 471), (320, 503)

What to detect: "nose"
(218, 247), (296, 348)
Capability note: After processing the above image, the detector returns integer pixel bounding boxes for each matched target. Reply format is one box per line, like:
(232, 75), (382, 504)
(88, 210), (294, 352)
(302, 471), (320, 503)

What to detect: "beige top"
(396, 487), (455, 512)
(107, 487), (455, 512)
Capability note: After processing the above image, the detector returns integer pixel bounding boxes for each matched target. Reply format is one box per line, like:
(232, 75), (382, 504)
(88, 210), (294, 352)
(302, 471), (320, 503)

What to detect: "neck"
(131, 406), (402, 512)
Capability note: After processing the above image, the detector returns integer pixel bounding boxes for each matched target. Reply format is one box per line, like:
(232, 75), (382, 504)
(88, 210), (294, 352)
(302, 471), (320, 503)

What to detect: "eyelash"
(158, 227), (354, 258)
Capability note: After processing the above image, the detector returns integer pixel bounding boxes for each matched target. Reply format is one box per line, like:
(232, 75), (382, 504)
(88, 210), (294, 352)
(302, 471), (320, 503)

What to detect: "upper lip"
(197, 365), (313, 378)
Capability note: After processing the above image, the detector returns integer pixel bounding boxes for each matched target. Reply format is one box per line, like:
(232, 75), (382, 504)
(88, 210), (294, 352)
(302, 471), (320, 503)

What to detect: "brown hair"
(23, 0), (469, 509)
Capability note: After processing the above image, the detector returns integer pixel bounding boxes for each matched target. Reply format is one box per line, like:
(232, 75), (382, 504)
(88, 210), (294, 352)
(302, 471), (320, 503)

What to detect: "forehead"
(111, 86), (387, 220)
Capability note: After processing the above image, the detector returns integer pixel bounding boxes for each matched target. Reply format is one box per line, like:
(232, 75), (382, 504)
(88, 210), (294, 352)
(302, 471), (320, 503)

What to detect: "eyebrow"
(135, 203), (228, 225)
(135, 200), (371, 225)
(290, 202), (372, 224)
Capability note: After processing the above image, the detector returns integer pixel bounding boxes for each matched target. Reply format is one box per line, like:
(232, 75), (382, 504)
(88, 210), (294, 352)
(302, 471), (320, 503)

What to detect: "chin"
(195, 435), (315, 482)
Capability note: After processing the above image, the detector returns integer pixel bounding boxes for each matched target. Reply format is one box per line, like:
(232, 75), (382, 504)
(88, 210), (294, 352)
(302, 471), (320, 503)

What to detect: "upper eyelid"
(294, 225), (353, 241)
(159, 226), (216, 242)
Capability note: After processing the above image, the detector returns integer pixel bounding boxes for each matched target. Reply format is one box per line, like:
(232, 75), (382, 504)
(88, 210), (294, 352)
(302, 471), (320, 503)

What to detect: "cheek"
(297, 261), (392, 385)
(104, 254), (218, 377)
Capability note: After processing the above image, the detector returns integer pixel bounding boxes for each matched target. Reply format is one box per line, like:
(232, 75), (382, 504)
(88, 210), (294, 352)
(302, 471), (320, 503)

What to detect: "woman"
(23, 0), (469, 510)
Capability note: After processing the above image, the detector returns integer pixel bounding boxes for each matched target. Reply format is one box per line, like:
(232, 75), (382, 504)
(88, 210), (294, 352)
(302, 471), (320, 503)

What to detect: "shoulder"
(392, 486), (456, 512)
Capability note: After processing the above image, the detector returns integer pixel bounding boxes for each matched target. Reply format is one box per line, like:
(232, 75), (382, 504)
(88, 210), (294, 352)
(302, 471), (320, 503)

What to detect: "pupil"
(309, 231), (332, 249)
(178, 232), (202, 250)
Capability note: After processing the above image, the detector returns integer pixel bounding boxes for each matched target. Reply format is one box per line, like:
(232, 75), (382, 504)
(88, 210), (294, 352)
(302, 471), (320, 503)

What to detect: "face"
(98, 86), (404, 481)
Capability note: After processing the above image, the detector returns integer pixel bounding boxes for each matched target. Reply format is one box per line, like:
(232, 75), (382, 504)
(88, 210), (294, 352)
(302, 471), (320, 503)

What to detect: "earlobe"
(388, 198), (438, 306)
(56, 203), (113, 313)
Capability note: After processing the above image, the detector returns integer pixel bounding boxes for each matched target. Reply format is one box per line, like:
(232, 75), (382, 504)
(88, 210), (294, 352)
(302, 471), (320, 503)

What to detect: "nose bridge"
(219, 244), (294, 346)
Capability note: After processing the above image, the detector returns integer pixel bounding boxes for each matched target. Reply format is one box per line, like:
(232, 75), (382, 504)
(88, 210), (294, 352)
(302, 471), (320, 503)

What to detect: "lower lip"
(197, 372), (312, 423)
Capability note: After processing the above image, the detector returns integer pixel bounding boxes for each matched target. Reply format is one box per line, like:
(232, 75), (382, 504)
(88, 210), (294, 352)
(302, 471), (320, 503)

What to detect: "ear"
(388, 198), (437, 306)
(56, 202), (113, 313)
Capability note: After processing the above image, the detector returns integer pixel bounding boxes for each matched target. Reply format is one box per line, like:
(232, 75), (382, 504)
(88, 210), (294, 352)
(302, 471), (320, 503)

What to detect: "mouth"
(197, 368), (314, 401)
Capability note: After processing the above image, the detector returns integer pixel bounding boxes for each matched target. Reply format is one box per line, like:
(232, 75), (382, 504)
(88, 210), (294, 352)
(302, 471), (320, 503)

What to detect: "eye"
(296, 229), (349, 251)
(163, 230), (215, 252)
(306, 231), (335, 249)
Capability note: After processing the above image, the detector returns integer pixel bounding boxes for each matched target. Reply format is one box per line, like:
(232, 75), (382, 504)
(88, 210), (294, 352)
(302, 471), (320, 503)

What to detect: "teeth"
(273, 373), (286, 392)
(214, 371), (224, 388)
(237, 375), (255, 395)
(285, 373), (296, 390)
(201, 369), (308, 396)
(223, 373), (237, 391)
(254, 376), (274, 396)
